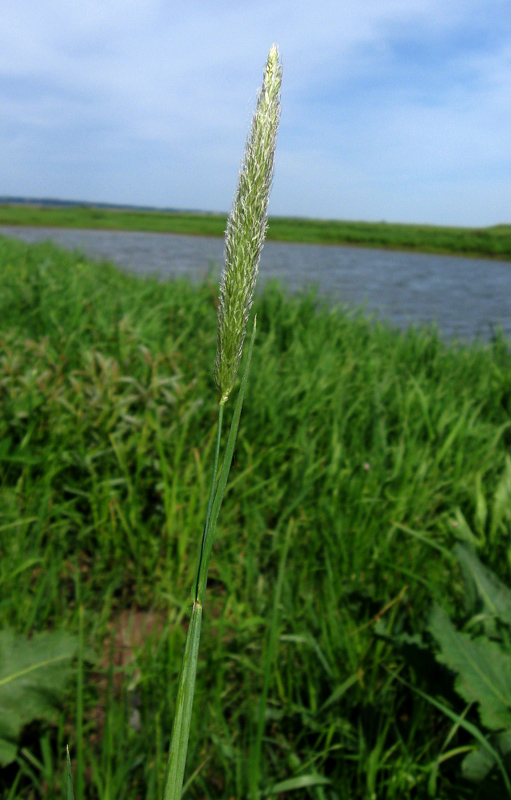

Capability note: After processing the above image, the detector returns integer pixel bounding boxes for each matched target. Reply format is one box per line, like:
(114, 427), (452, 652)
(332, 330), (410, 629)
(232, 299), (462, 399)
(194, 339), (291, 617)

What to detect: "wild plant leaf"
(462, 730), (511, 784)
(474, 472), (488, 538)
(267, 774), (331, 794)
(454, 543), (511, 626)
(319, 673), (360, 712)
(0, 628), (78, 766)
(454, 507), (481, 548)
(491, 455), (511, 544)
(390, 667), (511, 797)
(428, 605), (511, 731)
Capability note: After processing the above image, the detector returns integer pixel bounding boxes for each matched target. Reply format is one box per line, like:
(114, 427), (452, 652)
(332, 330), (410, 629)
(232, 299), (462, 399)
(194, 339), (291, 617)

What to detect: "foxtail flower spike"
(215, 44), (282, 404)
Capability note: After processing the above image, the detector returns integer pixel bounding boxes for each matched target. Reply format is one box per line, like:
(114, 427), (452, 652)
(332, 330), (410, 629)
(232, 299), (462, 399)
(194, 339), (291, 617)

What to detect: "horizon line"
(0, 196), (507, 230)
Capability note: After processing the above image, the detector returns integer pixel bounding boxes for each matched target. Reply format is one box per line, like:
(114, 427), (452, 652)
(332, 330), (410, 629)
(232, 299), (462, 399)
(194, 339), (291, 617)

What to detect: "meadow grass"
(2, 204), (511, 260)
(2, 233), (511, 798)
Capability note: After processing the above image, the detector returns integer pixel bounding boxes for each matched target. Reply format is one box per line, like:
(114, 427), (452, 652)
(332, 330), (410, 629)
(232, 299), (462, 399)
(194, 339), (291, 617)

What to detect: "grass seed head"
(215, 44), (282, 403)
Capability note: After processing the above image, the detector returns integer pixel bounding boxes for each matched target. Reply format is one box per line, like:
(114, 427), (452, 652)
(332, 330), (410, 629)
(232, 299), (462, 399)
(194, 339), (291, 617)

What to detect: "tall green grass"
(1, 233), (511, 797)
(163, 44), (282, 800)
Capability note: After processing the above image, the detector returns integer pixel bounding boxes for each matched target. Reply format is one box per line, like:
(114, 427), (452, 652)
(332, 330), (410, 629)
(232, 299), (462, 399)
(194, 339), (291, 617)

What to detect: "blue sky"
(1, 0), (511, 226)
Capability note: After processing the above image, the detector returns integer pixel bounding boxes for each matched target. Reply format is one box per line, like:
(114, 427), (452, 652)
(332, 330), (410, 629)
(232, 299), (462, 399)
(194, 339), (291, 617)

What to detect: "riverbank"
(2, 235), (511, 798)
(1, 201), (510, 259)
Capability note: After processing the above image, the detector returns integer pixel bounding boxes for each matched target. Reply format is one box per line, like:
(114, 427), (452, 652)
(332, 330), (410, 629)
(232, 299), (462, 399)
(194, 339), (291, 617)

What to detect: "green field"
(1, 202), (511, 259)
(2, 234), (511, 798)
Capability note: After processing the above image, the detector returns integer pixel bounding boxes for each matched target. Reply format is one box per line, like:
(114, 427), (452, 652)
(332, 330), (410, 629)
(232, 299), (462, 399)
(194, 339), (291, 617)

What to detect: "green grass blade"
(76, 604), (84, 800)
(267, 774), (331, 794)
(192, 403), (224, 602)
(163, 601), (203, 800)
(250, 518), (292, 798)
(66, 746), (75, 800)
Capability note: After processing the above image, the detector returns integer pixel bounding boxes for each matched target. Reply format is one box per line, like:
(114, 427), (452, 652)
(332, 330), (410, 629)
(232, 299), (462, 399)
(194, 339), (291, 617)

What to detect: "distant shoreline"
(0, 200), (510, 260)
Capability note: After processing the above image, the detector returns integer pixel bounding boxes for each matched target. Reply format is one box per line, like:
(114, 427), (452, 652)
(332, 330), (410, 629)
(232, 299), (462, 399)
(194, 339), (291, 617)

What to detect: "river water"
(1, 224), (510, 344)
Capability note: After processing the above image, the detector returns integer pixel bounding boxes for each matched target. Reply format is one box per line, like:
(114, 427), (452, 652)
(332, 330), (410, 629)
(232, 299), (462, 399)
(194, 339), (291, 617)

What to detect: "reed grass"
(2, 225), (511, 796)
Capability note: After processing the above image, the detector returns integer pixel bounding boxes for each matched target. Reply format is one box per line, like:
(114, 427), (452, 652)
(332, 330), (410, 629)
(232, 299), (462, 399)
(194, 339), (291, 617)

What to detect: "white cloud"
(0, 0), (510, 224)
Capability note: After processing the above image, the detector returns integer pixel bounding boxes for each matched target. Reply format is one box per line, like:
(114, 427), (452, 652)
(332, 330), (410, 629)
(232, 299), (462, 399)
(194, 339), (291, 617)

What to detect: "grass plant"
(163, 44), (282, 799)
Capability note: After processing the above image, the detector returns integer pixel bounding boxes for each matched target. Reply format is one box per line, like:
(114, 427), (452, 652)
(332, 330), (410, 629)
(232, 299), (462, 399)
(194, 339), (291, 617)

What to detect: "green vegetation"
(380, 542), (511, 797)
(1, 203), (511, 259)
(0, 203), (229, 238)
(2, 234), (511, 798)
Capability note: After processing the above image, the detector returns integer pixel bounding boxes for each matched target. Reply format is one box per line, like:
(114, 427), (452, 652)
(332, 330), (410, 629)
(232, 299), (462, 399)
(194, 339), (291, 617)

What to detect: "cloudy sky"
(1, 0), (511, 226)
